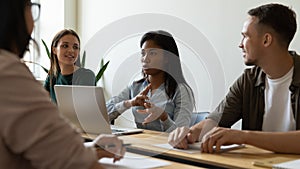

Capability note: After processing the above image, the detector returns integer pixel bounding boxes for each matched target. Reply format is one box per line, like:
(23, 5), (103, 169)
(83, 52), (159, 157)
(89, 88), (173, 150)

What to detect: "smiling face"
(53, 34), (80, 67)
(141, 40), (166, 76)
(239, 16), (265, 66)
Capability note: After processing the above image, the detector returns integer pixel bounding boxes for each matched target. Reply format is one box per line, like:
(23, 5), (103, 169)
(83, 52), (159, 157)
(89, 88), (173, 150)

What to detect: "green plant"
(96, 59), (110, 83)
(27, 39), (109, 83)
(41, 39), (50, 60)
(24, 60), (49, 73)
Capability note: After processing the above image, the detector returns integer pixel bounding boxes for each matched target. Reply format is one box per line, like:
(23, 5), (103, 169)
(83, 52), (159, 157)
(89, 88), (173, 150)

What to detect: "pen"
(95, 143), (131, 149)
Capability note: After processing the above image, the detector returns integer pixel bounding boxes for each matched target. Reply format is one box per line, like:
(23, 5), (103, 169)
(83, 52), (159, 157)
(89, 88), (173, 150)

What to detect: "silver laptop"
(54, 85), (143, 135)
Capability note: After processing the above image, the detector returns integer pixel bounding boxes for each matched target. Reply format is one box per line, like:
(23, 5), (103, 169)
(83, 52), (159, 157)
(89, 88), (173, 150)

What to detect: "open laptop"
(54, 85), (143, 135)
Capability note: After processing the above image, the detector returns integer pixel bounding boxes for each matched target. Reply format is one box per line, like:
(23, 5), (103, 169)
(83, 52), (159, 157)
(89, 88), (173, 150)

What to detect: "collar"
(254, 51), (300, 88)
(290, 51), (300, 87)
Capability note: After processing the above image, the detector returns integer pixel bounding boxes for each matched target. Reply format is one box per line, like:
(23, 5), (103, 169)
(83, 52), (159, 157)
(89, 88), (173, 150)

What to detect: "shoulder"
(0, 50), (34, 80)
(176, 83), (191, 92)
(131, 78), (147, 87)
(174, 83), (193, 97)
(0, 50), (20, 68)
(291, 51), (300, 67)
(75, 68), (95, 76)
(236, 66), (263, 81)
(232, 66), (264, 89)
(126, 78), (149, 93)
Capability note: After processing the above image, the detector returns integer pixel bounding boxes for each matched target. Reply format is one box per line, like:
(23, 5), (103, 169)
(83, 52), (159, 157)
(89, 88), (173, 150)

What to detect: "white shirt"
(263, 67), (296, 132)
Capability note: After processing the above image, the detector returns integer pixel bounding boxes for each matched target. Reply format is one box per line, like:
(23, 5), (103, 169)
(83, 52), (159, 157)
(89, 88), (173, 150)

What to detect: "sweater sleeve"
(207, 72), (245, 127)
(106, 85), (132, 122)
(163, 84), (194, 132)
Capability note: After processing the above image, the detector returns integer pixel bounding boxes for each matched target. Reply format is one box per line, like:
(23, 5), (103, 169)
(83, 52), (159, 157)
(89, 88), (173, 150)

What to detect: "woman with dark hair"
(107, 30), (195, 132)
(44, 29), (95, 103)
(0, 1), (124, 168)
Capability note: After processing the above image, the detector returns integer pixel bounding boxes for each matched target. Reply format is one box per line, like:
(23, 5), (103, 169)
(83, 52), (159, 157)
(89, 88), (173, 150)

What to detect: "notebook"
(54, 85), (143, 135)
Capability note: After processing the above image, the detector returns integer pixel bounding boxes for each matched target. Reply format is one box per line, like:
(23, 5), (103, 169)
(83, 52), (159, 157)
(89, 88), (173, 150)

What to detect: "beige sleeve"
(0, 54), (97, 169)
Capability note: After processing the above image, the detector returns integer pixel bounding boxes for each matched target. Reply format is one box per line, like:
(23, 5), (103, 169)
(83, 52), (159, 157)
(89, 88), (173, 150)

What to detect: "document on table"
(154, 142), (245, 154)
(99, 152), (171, 169)
(273, 159), (300, 169)
(252, 157), (300, 168)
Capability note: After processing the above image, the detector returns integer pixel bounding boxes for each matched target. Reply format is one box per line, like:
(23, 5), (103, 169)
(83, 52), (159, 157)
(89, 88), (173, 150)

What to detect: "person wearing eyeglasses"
(0, 1), (125, 169)
(44, 29), (96, 103)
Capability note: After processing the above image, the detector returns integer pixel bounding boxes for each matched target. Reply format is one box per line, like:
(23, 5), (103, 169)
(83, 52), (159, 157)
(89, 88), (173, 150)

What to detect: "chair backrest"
(190, 112), (209, 127)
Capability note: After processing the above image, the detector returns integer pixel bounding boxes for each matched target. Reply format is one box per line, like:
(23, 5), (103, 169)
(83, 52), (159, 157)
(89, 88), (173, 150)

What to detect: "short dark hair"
(248, 3), (297, 48)
(0, 0), (31, 57)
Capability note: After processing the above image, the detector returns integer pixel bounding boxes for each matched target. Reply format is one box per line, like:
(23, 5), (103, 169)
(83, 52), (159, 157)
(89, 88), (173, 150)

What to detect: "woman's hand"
(136, 102), (167, 124)
(93, 134), (126, 162)
(127, 84), (151, 107)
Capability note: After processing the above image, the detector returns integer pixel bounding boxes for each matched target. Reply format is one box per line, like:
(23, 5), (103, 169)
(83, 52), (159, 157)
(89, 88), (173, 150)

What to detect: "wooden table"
(83, 133), (202, 169)
(83, 130), (300, 169)
(100, 152), (204, 169)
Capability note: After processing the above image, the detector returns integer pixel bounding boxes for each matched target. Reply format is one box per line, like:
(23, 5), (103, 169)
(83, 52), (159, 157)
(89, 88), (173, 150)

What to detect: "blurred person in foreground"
(0, 1), (124, 168)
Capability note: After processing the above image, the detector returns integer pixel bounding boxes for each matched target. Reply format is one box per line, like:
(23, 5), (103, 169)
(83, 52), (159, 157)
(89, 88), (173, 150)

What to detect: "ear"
(263, 33), (272, 47)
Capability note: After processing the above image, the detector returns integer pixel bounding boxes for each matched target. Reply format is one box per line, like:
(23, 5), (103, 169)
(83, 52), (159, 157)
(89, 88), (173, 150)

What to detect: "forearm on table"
(190, 119), (218, 142)
(243, 130), (300, 154)
(191, 119), (216, 132)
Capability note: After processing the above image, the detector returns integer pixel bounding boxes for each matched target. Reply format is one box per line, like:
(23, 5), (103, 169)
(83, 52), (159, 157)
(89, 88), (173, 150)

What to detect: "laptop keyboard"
(112, 129), (127, 133)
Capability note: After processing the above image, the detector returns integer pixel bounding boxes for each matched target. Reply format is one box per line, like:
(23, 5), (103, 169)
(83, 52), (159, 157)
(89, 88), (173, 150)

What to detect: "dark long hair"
(139, 30), (194, 103)
(0, 0), (31, 57)
(48, 29), (80, 86)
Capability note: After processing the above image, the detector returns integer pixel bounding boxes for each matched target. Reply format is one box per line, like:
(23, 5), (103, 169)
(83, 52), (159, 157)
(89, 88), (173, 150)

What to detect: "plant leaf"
(24, 60), (49, 73)
(81, 51), (86, 68)
(41, 39), (51, 59)
(95, 60), (110, 83)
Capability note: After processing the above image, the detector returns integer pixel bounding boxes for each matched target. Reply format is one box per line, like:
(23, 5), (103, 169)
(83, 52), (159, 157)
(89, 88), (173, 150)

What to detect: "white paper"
(273, 159), (300, 169)
(154, 143), (200, 154)
(99, 152), (171, 169)
(154, 143), (245, 154)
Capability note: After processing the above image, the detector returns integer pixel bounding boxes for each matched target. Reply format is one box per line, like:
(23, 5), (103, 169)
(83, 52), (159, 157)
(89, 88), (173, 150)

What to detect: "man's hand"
(168, 126), (189, 149)
(201, 127), (246, 153)
(168, 118), (218, 150)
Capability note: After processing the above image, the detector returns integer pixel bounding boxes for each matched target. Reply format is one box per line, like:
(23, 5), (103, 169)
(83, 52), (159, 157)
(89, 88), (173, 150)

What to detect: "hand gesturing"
(130, 84), (151, 107)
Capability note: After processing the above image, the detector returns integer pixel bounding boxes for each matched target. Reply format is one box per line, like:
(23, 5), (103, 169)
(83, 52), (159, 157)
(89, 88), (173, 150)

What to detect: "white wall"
(77, 0), (300, 115)
(37, 0), (65, 80)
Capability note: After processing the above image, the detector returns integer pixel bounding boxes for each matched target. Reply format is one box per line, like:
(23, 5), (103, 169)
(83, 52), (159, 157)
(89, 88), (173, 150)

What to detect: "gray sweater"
(106, 79), (194, 132)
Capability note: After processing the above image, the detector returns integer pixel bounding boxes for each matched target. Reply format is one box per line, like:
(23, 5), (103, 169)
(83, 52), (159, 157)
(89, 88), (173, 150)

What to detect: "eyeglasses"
(30, 2), (41, 21)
